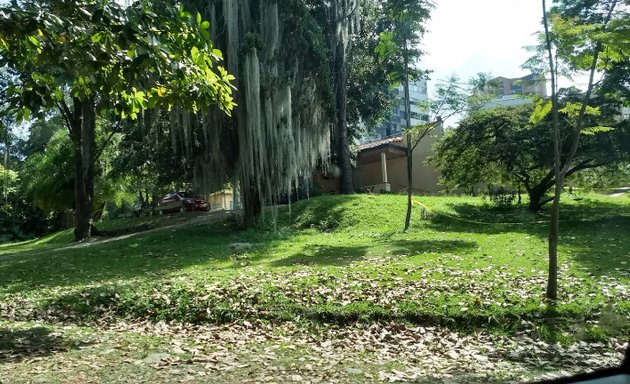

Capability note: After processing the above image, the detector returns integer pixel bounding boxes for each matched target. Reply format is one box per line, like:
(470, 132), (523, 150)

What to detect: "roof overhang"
(358, 143), (407, 164)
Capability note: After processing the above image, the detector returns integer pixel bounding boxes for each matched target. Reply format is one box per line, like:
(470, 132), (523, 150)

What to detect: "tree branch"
(57, 100), (73, 135)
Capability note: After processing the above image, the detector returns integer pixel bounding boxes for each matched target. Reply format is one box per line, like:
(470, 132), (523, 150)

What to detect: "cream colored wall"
(382, 156), (440, 194)
(208, 192), (233, 210)
(358, 161), (384, 188)
(358, 127), (443, 194)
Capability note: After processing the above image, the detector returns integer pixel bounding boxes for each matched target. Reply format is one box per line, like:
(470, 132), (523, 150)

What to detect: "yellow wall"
(208, 191), (234, 210)
(357, 128), (442, 194)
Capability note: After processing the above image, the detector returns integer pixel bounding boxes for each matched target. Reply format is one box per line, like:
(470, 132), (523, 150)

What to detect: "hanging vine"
(175, 0), (334, 227)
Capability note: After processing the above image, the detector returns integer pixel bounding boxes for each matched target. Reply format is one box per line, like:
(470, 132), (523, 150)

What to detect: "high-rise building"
(374, 78), (430, 139)
(483, 73), (547, 108)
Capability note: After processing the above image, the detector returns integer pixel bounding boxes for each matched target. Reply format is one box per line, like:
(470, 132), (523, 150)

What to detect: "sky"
(421, 0), (544, 96)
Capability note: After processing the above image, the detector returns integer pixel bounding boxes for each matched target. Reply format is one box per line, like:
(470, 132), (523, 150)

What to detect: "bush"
(0, 198), (54, 243)
(484, 186), (516, 210)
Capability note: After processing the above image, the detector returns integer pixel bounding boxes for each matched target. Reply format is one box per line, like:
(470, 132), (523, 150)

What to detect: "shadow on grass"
(428, 199), (630, 235)
(0, 326), (89, 363)
(271, 245), (369, 267)
(389, 239), (478, 255)
(270, 239), (477, 267)
(424, 199), (630, 279)
(0, 220), (236, 295)
(423, 203), (546, 236)
(0, 230), (74, 258)
(288, 195), (362, 232)
(561, 215), (630, 279)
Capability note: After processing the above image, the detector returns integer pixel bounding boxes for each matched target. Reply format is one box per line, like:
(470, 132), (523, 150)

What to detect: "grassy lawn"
(0, 194), (628, 382)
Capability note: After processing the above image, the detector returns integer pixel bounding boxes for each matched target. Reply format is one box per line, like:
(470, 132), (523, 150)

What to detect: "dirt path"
(60, 211), (233, 250)
(0, 211), (232, 260)
(608, 187), (630, 198)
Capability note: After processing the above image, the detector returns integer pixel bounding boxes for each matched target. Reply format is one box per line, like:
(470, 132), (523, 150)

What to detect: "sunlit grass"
(0, 193), (628, 342)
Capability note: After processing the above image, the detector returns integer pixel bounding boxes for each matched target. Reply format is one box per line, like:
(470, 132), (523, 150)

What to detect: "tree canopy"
(432, 94), (630, 210)
(0, 0), (235, 239)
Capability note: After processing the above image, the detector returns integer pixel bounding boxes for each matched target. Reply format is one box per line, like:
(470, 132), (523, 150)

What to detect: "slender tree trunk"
(403, 38), (413, 232)
(3, 141), (8, 206)
(542, 0), (617, 300)
(334, 39), (353, 194)
(71, 98), (97, 241)
(543, 0), (561, 301)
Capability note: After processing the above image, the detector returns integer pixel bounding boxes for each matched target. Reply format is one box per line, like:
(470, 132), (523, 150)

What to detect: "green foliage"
(0, 163), (18, 195)
(0, 160), (55, 243)
(432, 106), (535, 192)
(0, 0), (235, 121)
(20, 117), (128, 213)
(109, 108), (191, 208)
(483, 186), (517, 210)
(0, 200), (51, 243)
(374, 0), (433, 84)
(432, 96), (629, 208)
(346, 2), (398, 133)
(20, 130), (74, 211)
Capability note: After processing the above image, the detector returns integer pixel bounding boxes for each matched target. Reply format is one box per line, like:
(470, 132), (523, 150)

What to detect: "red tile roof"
(356, 134), (404, 151)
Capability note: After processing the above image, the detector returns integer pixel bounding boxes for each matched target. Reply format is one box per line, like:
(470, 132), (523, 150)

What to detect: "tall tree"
(346, 0), (398, 139)
(374, 0), (433, 230)
(177, 0), (334, 228)
(537, 0), (626, 300)
(0, 0), (235, 240)
(329, 0), (361, 194)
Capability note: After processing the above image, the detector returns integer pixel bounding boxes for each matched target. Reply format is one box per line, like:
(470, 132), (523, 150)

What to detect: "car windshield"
(4, 2), (629, 382)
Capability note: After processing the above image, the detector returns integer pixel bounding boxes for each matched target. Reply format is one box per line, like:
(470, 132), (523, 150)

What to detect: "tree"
(331, 0), (361, 194)
(431, 98), (629, 210)
(374, 0), (432, 231)
(21, 128), (75, 212)
(0, 0), (235, 240)
(110, 108), (192, 209)
(401, 76), (469, 230)
(303, 0), (361, 194)
(20, 114), (126, 216)
(346, 0), (398, 138)
(537, 0), (627, 300)
(174, 0), (334, 228)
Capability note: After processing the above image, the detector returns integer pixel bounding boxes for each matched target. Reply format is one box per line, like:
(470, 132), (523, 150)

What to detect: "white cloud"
(421, 0), (543, 95)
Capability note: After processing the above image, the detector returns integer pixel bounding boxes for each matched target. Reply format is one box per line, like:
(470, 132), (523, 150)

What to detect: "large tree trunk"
(241, 183), (261, 229)
(334, 40), (353, 194)
(527, 184), (550, 211)
(71, 98), (96, 242)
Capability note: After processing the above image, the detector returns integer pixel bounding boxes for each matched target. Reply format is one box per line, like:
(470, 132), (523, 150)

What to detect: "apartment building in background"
(484, 73), (547, 108)
(372, 78), (430, 140)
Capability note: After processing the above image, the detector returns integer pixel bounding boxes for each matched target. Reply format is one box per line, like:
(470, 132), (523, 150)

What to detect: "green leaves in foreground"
(0, 0), (235, 122)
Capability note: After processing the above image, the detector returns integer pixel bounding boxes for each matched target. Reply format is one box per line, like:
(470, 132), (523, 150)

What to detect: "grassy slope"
(0, 194), (628, 340)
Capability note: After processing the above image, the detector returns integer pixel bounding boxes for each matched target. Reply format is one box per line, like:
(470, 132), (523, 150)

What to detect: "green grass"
(0, 194), (628, 342)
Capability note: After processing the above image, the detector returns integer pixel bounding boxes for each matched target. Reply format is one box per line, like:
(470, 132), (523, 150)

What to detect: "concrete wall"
(357, 128), (442, 194)
(208, 192), (234, 210)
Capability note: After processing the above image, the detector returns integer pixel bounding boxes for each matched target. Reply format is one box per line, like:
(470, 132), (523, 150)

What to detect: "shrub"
(484, 186), (516, 210)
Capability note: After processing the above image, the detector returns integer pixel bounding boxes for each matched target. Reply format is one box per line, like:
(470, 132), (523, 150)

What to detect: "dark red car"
(155, 192), (209, 214)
